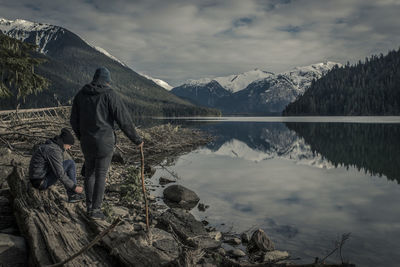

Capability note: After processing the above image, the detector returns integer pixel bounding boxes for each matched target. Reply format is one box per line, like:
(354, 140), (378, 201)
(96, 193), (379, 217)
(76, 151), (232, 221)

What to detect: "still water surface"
(149, 117), (400, 266)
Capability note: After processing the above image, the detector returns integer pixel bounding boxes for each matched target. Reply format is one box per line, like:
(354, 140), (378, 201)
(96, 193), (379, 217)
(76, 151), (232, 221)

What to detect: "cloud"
(0, 0), (399, 86)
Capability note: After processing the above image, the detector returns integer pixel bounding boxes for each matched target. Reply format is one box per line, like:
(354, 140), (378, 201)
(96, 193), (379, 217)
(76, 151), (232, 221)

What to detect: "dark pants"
(40, 159), (77, 197)
(84, 153), (113, 212)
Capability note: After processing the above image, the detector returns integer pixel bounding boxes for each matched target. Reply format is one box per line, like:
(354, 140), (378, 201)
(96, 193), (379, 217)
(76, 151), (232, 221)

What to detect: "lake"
(148, 117), (400, 266)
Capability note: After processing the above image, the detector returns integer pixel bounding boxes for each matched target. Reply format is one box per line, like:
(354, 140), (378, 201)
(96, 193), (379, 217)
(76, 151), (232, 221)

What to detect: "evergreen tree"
(0, 33), (49, 107)
(283, 48), (400, 115)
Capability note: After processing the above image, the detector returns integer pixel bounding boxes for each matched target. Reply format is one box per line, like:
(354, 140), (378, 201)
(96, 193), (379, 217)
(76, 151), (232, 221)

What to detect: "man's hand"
(138, 141), (144, 149)
(75, 186), (84, 194)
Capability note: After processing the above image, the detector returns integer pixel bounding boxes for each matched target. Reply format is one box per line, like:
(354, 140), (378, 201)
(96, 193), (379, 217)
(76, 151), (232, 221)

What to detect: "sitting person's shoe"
(68, 193), (85, 203)
(90, 209), (106, 220)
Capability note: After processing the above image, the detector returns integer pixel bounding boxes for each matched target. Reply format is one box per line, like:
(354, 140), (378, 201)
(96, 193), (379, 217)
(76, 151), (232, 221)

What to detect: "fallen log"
(6, 165), (179, 267)
(7, 166), (116, 267)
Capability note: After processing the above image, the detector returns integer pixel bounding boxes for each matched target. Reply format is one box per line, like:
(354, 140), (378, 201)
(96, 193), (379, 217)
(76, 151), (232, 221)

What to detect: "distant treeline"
(283, 48), (400, 115)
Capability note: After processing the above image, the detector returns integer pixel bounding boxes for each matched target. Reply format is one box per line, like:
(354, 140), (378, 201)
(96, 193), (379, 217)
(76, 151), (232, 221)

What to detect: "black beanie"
(92, 67), (111, 84)
(59, 128), (75, 145)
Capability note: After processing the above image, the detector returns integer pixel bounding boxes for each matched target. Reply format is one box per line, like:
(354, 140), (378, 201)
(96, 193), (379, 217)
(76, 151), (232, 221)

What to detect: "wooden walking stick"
(140, 144), (150, 232)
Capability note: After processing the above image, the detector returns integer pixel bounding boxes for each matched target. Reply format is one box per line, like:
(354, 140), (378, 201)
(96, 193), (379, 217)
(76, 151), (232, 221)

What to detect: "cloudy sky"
(1, 0), (399, 86)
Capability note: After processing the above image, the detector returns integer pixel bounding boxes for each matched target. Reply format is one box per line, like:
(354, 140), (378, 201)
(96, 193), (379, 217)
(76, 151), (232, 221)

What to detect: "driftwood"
(7, 166), (118, 266)
(6, 166), (183, 267)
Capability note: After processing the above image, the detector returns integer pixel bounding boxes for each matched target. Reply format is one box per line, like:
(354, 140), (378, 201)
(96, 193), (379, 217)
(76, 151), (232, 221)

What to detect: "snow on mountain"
(0, 17), (64, 54)
(139, 73), (173, 90)
(282, 61), (341, 91)
(187, 68), (274, 93)
(0, 17), (129, 67)
(93, 46), (127, 67)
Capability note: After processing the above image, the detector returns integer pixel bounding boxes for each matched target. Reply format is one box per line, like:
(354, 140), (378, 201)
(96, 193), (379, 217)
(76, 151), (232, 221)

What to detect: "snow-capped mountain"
(0, 18), (129, 67)
(139, 73), (173, 90)
(187, 69), (274, 93)
(0, 17), (215, 116)
(0, 18), (65, 54)
(172, 62), (341, 115)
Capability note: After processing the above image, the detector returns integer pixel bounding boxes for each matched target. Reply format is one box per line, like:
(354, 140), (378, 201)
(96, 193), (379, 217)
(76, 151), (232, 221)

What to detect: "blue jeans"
(40, 159), (77, 196)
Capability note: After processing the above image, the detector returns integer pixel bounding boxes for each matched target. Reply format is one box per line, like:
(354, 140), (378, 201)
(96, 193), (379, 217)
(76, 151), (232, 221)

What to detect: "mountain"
(0, 18), (219, 116)
(171, 80), (231, 107)
(186, 69), (274, 93)
(283, 49), (400, 115)
(172, 62), (340, 115)
(139, 73), (173, 90)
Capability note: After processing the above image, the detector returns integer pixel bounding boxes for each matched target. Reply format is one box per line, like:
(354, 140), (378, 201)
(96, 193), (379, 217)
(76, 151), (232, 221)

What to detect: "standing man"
(70, 67), (143, 220)
(29, 128), (84, 202)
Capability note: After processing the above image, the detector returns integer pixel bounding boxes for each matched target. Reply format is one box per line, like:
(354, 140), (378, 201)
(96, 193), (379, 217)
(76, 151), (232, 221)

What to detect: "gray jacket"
(29, 138), (76, 190)
(70, 82), (142, 157)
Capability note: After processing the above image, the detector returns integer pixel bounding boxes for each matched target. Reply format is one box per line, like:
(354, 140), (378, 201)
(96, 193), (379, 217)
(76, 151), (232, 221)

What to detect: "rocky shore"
(0, 110), (355, 267)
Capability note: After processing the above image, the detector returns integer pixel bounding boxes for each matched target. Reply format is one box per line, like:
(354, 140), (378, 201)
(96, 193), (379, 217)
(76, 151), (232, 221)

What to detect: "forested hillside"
(283, 48), (400, 115)
(0, 20), (220, 116)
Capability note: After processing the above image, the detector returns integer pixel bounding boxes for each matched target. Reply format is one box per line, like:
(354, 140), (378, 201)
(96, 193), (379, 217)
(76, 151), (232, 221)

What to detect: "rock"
(0, 233), (28, 266)
(150, 228), (179, 258)
(209, 231), (222, 241)
(197, 202), (209, 212)
(106, 184), (122, 193)
(144, 165), (156, 177)
(228, 249), (246, 258)
(241, 232), (250, 243)
(163, 185), (200, 210)
(159, 177), (175, 185)
(159, 208), (220, 249)
(111, 206), (130, 218)
(111, 150), (125, 164)
(247, 229), (275, 253)
(263, 250), (289, 262)
(202, 220), (209, 226)
(148, 195), (156, 201)
(217, 247), (226, 256)
(225, 237), (241, 245)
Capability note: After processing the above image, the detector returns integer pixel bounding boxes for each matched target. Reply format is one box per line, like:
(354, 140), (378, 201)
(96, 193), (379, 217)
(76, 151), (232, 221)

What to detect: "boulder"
(163, 185), (200, 210)
(247, 229), (275, 253)
(228, 249), (246, 258)
(159, 208), (220, 249)
(263, 250), (289, 262)
(0, 233), (28, 266)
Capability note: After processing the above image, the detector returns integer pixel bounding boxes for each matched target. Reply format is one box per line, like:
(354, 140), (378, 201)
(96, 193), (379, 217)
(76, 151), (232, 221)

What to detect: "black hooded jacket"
(29, 137), (76, 190)
(70, 82), (142, 157)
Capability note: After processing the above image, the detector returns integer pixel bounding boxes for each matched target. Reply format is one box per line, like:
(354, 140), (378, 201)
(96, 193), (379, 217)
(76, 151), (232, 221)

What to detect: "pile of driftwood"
(0, 106), (211, 167)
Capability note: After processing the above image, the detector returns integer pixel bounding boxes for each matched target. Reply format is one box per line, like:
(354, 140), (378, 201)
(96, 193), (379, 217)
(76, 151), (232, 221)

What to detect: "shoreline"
(0, 111), (354, 266)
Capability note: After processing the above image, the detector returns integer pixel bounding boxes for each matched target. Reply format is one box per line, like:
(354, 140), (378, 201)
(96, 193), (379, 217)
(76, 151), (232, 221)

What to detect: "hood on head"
(81, 83), (112, 95)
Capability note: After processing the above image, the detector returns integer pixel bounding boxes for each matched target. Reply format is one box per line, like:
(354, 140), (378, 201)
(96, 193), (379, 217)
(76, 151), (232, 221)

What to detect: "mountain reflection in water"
(175, 120), (400, 183)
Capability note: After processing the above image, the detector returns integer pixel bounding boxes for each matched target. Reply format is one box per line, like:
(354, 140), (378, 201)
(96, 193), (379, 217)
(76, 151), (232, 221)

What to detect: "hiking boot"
(90, 209), (106, 220)
(68, 193), (85, 203)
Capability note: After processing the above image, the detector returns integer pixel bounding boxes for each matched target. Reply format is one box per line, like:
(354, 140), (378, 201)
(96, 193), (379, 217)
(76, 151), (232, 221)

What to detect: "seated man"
(29, 128), (84, 202)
